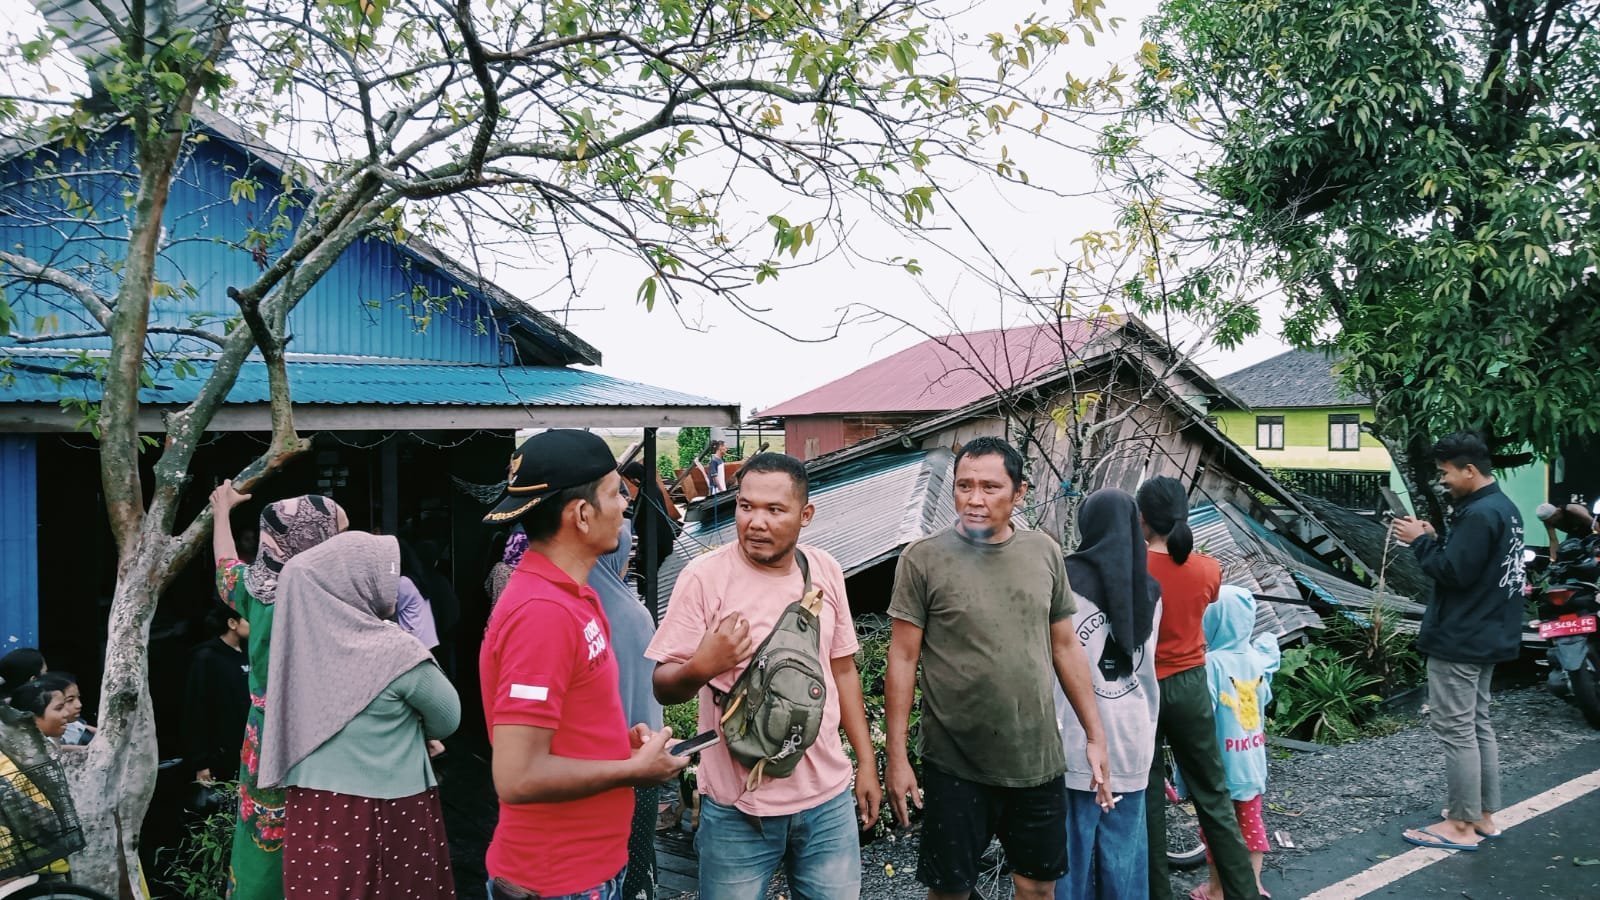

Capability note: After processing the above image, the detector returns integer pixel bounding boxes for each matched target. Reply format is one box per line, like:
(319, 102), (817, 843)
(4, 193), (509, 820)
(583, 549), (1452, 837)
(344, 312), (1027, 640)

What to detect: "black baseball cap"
(483, 430), (618, 524)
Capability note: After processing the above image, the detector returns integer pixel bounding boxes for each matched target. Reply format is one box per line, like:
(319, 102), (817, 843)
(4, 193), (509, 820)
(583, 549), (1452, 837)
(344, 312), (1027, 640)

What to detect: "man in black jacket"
(1392, 432), (1525, 851)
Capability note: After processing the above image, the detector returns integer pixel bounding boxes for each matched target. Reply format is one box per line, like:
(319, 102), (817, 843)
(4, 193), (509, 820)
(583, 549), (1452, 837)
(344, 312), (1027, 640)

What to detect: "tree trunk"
(1053, 492), (1086, 552)
(63, 544), (165, 897)
(1403, 433), (1447, 532)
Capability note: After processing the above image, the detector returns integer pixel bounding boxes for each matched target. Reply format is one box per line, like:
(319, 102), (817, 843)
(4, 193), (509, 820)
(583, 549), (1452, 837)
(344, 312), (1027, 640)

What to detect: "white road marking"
(1301, 766), (1600, 900)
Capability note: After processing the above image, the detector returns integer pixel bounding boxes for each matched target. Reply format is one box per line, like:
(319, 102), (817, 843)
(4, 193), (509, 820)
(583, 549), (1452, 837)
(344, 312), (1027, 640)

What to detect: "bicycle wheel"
(3, 883), (113, 900)
(972, 837), (1015, 900)
(1164, 748), (1208, 871)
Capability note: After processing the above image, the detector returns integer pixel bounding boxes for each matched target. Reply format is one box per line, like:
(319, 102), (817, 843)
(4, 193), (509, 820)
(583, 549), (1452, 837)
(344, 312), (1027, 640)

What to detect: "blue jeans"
(487, 868), (623, 900)
(696, 788), (861, 900)
(1056, 788), (1148, 900)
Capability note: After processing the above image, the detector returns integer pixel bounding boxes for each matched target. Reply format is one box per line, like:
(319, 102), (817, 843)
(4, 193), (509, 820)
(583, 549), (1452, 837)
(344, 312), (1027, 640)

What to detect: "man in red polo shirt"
(480, 430), (688, 900)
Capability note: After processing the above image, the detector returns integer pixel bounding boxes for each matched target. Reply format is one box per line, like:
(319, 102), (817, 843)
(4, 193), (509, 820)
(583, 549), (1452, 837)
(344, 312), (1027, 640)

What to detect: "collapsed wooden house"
(665, 316), (1424, 641)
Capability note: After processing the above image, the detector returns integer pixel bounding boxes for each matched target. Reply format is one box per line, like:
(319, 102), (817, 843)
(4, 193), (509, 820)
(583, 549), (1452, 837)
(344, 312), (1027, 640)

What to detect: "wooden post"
(381, 435), (400, 535)
(642, 427), (660, 623)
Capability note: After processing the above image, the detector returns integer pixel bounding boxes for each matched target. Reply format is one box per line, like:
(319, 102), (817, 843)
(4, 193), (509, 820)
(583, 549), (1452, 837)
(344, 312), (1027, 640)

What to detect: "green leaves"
(1271, 648), (1384, 744)
(228, 178), (259, 205)
(636, 275), (659, 311)
(766, 214), (816, 258)
(900, 185), (936, 224)
(1121, 0), (1600, 463)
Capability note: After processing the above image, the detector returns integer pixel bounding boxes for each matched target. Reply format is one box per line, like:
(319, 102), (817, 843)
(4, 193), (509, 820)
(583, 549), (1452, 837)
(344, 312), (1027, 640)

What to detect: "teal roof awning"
(0, 354), (739, 430)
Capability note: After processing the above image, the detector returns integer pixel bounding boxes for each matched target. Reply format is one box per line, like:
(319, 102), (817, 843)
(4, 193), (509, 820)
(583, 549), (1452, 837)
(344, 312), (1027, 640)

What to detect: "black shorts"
(917, 763), (1068, 891)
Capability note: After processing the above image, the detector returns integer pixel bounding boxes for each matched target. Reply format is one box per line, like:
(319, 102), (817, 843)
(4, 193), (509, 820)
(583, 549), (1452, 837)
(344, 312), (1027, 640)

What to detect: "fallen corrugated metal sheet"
(0, 354), (727, 409)
(1192, 501), (1424, 639)
(1217, 502), (1424, 623)
(1191, 502), (1324, 641)
(659, 449), (956, 600)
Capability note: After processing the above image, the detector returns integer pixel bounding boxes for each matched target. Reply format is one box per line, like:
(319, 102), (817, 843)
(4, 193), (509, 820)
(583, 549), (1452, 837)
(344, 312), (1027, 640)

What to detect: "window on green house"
(1329, 413), (1362, 451)
(1256, 415), (1284, 450)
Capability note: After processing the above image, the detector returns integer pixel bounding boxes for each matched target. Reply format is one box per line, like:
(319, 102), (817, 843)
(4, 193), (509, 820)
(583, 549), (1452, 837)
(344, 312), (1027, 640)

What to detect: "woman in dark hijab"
(1136, 476), (1262, 900)
(1054, 489), (1162, 900)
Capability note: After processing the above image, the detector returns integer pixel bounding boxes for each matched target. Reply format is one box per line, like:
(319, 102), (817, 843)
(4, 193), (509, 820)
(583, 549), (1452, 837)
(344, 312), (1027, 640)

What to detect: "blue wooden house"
(0, 111), (734, 755)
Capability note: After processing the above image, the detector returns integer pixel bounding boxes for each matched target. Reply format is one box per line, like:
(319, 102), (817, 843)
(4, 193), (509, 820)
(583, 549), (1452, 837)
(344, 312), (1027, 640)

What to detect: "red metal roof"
(763, 319), (1111, 417)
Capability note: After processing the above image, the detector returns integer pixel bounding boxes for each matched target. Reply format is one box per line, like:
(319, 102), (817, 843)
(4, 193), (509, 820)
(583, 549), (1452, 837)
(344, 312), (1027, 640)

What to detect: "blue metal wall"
(0, 129), (511, 363)
(0, 435), (39, 649)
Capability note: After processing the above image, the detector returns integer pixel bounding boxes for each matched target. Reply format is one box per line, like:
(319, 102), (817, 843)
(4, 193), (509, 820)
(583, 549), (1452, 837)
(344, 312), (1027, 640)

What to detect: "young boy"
(1194, 586), (1280, 900)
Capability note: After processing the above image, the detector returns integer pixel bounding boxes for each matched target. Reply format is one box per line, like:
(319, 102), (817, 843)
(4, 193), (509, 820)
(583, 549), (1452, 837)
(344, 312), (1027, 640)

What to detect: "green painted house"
(1215, 349), (1551, 534)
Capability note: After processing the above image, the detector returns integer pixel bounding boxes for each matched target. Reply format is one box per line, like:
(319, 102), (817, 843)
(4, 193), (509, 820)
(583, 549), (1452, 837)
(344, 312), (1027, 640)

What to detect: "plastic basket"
(0, 754), (85, 880)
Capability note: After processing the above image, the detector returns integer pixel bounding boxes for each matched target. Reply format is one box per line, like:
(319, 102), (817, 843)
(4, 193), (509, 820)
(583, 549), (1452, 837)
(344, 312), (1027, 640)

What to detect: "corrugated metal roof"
(1192, 501), (1423, 640)
(1296, 494), (1432, 600)
(657, 449), (956, 598)
(0, 435), (39, 647)
(1190, 502), (1324, 641)
(762, 319), (1111, 417)
(2, 114), (600, 367)
(0, 354), (727, 409)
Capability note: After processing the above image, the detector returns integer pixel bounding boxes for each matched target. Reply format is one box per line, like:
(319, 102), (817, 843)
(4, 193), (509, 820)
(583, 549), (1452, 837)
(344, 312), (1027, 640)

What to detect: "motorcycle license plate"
(1539, 615), (1598, 639)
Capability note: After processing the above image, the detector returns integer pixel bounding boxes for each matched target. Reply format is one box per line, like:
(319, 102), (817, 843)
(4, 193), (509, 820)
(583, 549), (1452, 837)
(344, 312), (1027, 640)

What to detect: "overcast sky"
(2, 0), (1293, 416)
(474, 0), (1295, 412)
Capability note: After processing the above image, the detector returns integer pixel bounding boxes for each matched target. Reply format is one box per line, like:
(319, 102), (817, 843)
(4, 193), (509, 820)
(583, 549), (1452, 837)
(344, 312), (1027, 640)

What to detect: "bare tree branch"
(7, 326), (229, 347)
(0, 249), (114, 327)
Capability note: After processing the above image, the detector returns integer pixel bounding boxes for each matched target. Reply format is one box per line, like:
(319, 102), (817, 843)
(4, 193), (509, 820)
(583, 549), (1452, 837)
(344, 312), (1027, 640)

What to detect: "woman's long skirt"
(283, 786), (456, 899)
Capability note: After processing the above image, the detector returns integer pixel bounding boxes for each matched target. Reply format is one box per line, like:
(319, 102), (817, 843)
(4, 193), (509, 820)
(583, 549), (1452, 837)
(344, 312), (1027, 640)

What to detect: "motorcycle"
(1531, 535), (1600, 728)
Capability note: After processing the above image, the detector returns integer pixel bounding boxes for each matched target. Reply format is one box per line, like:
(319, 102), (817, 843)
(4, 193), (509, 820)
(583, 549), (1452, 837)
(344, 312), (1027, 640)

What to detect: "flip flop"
(1441, 809), (1504, 839)
(1402, 826), (1480, 851)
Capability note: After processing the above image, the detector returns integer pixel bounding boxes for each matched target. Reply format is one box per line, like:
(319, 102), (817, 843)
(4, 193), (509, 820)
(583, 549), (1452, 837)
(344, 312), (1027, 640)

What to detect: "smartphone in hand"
(670, 729), (721, 757)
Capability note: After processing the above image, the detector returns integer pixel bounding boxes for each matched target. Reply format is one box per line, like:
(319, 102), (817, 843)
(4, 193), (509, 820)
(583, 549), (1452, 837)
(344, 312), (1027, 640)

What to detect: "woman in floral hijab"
(210, 480), (346, 900)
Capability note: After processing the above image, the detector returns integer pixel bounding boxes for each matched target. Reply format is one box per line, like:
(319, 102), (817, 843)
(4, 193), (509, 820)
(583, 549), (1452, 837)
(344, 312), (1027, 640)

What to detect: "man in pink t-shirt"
(647, 452), (881, 900)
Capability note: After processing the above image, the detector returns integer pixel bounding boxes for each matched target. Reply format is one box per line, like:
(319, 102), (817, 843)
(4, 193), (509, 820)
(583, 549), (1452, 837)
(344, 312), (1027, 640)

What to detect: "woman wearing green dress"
(211, 481), (346, 900)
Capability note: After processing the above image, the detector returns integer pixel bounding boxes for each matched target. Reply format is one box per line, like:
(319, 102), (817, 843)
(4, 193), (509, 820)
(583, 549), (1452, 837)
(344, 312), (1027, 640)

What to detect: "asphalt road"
(1264, 741), (1600, 899)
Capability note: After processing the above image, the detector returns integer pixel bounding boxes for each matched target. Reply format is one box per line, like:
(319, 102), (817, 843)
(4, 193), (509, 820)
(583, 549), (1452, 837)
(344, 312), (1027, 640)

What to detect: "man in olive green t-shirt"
(884, 437), (1111, 900)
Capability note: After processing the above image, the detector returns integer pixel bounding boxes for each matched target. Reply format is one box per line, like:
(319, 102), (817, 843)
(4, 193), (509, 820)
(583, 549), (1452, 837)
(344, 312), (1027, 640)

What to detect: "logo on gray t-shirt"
(1076, 610), (1147, 700)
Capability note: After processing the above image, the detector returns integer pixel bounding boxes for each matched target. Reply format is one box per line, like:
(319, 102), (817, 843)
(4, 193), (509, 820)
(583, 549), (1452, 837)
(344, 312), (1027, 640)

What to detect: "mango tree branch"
(162, 432), (308, 583)
(8, 326), (227, 347)
(225, 285), (281, 363)
(377, 75), (838, 200)
(0, 250), (114, 327)
(100, 135), (186, 554)
(484, 28), (631, 63)
(146, 324), (255, 536)
(157, 195), (386, 546)
(147, 191), (364, 541)
(228, 173), (384, 308)
(452, 0), (500, 177)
